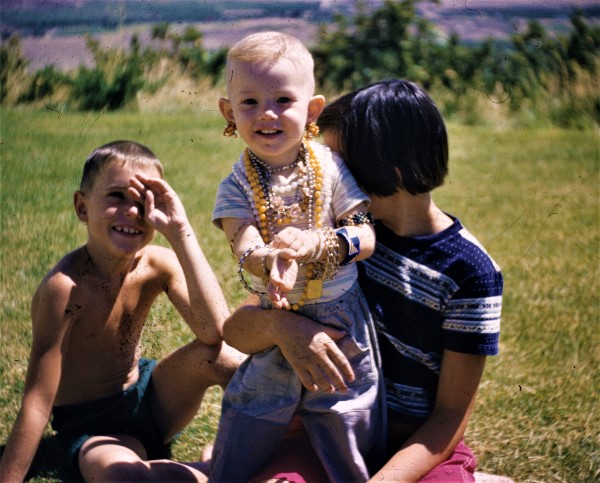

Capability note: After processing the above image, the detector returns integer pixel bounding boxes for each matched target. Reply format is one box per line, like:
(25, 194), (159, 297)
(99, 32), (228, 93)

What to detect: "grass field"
(0, 108), (598, 482)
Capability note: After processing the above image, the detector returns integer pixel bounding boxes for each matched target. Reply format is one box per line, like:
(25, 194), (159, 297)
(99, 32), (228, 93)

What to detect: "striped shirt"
(213, 141), (369, 304)
(358, 217), (503, 423)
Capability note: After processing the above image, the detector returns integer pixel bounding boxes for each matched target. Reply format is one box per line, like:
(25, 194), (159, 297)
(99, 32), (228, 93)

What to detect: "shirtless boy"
(0, 140), (240, 482)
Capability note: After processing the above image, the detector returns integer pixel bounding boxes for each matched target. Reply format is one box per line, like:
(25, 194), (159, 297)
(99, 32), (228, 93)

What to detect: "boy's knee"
(89, 461), (152, 482)
(79, 435), (148, 482)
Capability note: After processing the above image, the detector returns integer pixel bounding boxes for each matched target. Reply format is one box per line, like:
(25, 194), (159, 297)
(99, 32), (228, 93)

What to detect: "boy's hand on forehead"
(129, 174), (190, 240)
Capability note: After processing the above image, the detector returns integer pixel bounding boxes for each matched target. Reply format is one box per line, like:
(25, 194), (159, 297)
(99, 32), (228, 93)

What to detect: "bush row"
(1, 0), (598, 127)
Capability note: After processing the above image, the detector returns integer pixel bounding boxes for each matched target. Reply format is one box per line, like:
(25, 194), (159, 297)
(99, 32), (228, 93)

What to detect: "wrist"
(309, 230), (325, 262)
(262, 246), (275, 284)
(165, 221), (195, 245)
(335, 227), (360, 265)
(238, 245), (266, 295)
(162, 219), (195, 245)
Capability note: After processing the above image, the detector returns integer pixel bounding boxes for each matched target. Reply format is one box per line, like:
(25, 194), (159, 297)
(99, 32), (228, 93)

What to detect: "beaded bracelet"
(238, 245), (267, 296)
(290, 228), (339, 311)
(337, 211), (375, 227)
(320, 227), (340, 280)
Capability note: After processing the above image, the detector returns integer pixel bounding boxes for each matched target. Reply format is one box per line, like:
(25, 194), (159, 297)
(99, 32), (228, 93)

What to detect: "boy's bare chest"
(67, 275), (160, 359)
(56, 276), (162, 403)
(83, 275), (156, 328)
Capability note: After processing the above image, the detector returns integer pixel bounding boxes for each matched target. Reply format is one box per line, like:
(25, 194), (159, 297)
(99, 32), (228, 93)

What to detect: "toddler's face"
(223, 58), (319, 167)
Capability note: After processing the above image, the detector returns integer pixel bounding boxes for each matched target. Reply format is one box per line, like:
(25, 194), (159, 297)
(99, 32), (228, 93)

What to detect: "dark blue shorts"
(51, 358), (171, 475)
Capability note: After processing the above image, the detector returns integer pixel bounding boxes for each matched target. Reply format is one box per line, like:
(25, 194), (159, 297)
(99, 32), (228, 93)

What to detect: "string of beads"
(337, 212), (375, 227)
(237, 145), (376, 309)
(238, 139), (336, 309)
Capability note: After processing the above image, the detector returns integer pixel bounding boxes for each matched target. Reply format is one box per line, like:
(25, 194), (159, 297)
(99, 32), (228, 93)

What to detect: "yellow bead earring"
(223, 121), (238, 138)
(305, 122), (319, 139)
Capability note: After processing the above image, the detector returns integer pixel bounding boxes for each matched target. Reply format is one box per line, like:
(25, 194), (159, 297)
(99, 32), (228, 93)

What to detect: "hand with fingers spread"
(278, 322), (355, 393)
(223, 298), (355, 394)
(128, 174), (190, 242)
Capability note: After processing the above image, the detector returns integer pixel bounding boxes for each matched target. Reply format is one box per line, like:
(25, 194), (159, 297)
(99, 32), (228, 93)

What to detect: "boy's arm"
(0, 278), (70, 482)
(154, 247), (227, 345)
(131, 175), (229, 344)
(223, 295), (355, 393)
(368, 351), (486, 482)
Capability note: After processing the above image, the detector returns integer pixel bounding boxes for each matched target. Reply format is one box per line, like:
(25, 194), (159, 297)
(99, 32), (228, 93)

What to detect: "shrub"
(0, 34), (28, 104)
(19, 65), (68, 103)
(69, 34), (146, 111)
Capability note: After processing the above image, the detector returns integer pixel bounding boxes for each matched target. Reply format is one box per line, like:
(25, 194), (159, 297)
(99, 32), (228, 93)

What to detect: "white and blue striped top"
(213, 141), (370, 304)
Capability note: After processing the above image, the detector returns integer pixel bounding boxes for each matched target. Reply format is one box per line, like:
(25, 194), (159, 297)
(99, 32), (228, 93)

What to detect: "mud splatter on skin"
(117, 311), (142, 360)
(64, 304), (82, 316)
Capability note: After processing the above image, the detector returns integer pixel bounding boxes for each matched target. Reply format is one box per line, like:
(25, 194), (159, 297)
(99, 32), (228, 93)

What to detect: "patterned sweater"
(358, 217), (503, 423)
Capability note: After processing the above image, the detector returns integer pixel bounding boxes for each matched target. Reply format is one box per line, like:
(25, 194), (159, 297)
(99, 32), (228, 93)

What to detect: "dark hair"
(79, 140), (163, 193)
(316, 90), (354, 135)
(319, 79), (448, 196)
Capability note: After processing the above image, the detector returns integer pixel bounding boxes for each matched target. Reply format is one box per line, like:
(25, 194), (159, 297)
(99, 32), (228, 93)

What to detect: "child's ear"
(307, 95), (326, 123)
(73, 191), (88, 222)
(219, 97), (235, 123)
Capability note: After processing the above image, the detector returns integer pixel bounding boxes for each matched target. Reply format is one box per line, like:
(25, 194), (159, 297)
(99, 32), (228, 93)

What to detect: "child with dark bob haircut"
(319, 78), (448, 196)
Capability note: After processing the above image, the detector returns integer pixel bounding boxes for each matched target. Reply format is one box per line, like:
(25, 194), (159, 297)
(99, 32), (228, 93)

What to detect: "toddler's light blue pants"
(209, 282), (382, 482)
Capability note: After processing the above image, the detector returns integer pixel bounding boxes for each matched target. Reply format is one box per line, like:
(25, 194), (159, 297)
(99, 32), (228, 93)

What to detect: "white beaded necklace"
(243, 141), (322, 243)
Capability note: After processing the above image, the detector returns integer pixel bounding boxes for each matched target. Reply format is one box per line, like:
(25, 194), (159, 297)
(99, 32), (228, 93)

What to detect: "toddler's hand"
(271, 227), (319, 263)
(266, 251), (299, 309)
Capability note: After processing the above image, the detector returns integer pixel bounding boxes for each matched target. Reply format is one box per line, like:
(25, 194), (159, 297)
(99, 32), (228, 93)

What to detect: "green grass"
(1, 109), (598, 482)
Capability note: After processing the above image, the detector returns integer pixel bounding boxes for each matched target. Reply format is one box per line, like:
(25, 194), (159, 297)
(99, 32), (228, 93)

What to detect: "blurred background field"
(1, 0), (599, 481)
(1, 108), (597, 482)
(2, 0), (599, 128)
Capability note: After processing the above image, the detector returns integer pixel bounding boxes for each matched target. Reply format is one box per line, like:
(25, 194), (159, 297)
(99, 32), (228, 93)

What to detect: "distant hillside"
(3, 0), (598, 39)
(3, 0), (599, 72)
(0, 0), (337, 38)
(421, 0), (599, 40)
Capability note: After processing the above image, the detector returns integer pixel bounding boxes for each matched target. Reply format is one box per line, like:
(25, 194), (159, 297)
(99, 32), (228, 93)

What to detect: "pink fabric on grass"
(248, 416), (328, 483)
(250, 417), (478, 483)
(419, 440), (477, 482)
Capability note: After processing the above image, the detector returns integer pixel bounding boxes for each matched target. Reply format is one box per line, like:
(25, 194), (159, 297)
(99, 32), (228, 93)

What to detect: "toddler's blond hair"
(226, 31), (316, 93)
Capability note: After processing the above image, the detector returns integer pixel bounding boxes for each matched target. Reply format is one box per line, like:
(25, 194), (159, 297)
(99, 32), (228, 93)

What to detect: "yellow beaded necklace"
(244, 139), (323, 244)
(244, 138), (325, 309)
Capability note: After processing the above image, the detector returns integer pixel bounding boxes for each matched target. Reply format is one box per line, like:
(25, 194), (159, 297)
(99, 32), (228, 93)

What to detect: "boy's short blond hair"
(79, 140), (163, 193)
(226, 31), (316, 93)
